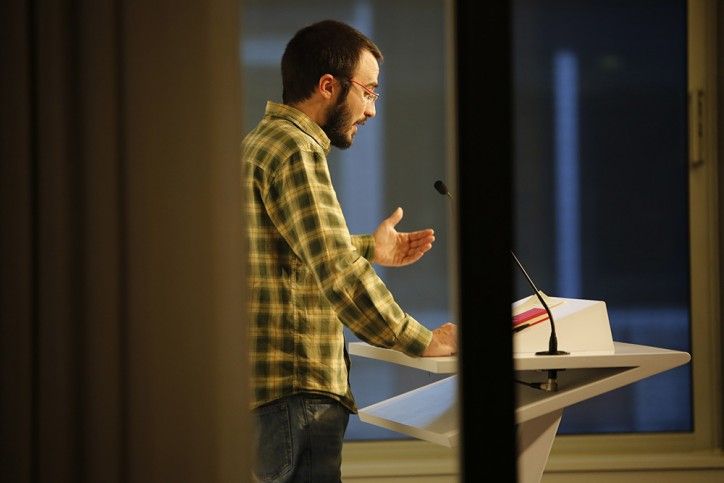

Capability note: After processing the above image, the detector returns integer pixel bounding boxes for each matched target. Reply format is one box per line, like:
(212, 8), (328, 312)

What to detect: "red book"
(512, 307), (549, 329)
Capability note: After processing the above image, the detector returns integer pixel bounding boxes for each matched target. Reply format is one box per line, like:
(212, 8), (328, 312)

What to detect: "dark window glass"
(513, 0), (692, 433)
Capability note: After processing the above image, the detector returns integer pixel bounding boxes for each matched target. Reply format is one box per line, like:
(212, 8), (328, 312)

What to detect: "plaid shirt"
(243, 101), (432, 412)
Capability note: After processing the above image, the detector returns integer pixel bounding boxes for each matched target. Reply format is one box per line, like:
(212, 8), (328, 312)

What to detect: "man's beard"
(322, 98), (355, 149)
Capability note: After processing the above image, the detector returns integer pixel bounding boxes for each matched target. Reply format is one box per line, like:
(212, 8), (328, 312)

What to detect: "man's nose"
(364, 102), (376, 118)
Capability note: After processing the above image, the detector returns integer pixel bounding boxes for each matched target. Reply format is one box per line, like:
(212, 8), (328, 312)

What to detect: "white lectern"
(348, 296), (691, 483)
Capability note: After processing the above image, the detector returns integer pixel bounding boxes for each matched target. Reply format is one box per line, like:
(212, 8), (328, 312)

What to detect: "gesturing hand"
(372, 207), (435, 267)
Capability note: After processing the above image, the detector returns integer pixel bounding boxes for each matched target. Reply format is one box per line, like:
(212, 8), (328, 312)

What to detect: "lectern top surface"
(347, 342), (457, 373)
(348, 341), (690, 374)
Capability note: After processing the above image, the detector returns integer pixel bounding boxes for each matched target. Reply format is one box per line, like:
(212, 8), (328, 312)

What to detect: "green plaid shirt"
(243, 101), (432, 412)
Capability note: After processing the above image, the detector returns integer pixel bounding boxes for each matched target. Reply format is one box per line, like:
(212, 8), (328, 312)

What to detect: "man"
(242, 19), (457, 482)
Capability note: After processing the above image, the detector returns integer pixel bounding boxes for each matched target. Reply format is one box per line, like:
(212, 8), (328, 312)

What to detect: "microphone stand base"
(535, 350), (569, 356)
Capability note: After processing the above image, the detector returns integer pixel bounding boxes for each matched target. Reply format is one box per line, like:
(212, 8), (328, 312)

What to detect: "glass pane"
(241, 0), (453, 441)
(513, 0), (692, 433)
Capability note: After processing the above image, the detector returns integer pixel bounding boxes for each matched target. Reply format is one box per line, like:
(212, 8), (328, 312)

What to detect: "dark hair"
(281, 19), (383, 104)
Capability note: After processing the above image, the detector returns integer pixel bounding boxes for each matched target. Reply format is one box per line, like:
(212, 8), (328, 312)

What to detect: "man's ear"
(318, 74), (336, 100)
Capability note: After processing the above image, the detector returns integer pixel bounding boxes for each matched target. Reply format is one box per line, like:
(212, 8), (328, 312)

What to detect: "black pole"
(457, 1), (516, 481)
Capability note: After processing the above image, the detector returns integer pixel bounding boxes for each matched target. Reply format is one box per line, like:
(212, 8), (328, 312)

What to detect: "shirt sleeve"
(351, 234), (375, 261)
(262, 148), (432, 356)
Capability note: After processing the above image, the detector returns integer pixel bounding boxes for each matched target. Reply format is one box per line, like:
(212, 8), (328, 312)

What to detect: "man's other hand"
(422, 322), (457, 357)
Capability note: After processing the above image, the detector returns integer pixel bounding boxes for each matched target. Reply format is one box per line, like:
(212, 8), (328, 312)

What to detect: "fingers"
(407, 229), (435, 245)
(385, 206), (404, 226)
(399, 252), (423, 266)
(407, 228), (435, 239)
(400, 241), (434, 264)
(406, 230), (435, 254)
(435, 322), (457, 340)
(408, 235), (435, 250)
(395, 241), (433, 266)
(422, 323), (458, 356)
(436, 324), (457, 348)
(409, 244), (432, 259)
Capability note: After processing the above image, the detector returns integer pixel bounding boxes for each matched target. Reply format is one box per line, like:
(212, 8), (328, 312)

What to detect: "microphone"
(434, 180), (453, 199)
(511, 250), (568, 391)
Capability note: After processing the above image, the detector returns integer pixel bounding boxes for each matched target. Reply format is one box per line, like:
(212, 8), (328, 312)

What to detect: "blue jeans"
(252, 393), (350, 483)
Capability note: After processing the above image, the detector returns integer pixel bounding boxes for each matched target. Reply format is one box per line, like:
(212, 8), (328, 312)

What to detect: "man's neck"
(288, 98), (327, 127)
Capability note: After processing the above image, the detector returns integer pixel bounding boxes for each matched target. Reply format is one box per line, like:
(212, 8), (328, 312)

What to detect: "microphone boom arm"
(511, 250), (568, 356)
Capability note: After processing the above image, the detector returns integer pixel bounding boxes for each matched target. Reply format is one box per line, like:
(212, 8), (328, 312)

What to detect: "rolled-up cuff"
(351, 234), (375, 261)
(392, 314), (433, 356)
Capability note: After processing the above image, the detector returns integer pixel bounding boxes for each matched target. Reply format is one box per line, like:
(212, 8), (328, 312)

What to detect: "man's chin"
(330, 131), (355, 149)
(332, 138), (353, 149)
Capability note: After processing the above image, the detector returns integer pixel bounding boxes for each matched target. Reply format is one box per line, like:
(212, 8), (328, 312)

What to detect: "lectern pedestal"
(349, 296), (690, 482)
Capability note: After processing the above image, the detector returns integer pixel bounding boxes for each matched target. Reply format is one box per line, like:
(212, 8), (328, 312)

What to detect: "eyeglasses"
(348, 79), (380, 104)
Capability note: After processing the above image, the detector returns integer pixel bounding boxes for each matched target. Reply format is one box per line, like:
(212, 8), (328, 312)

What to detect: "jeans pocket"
(304, 397), (349, 441)
(252, 401), (293, 481)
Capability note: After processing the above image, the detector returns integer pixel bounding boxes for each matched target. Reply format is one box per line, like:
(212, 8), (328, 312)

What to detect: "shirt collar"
(264, 101), (331, 154)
